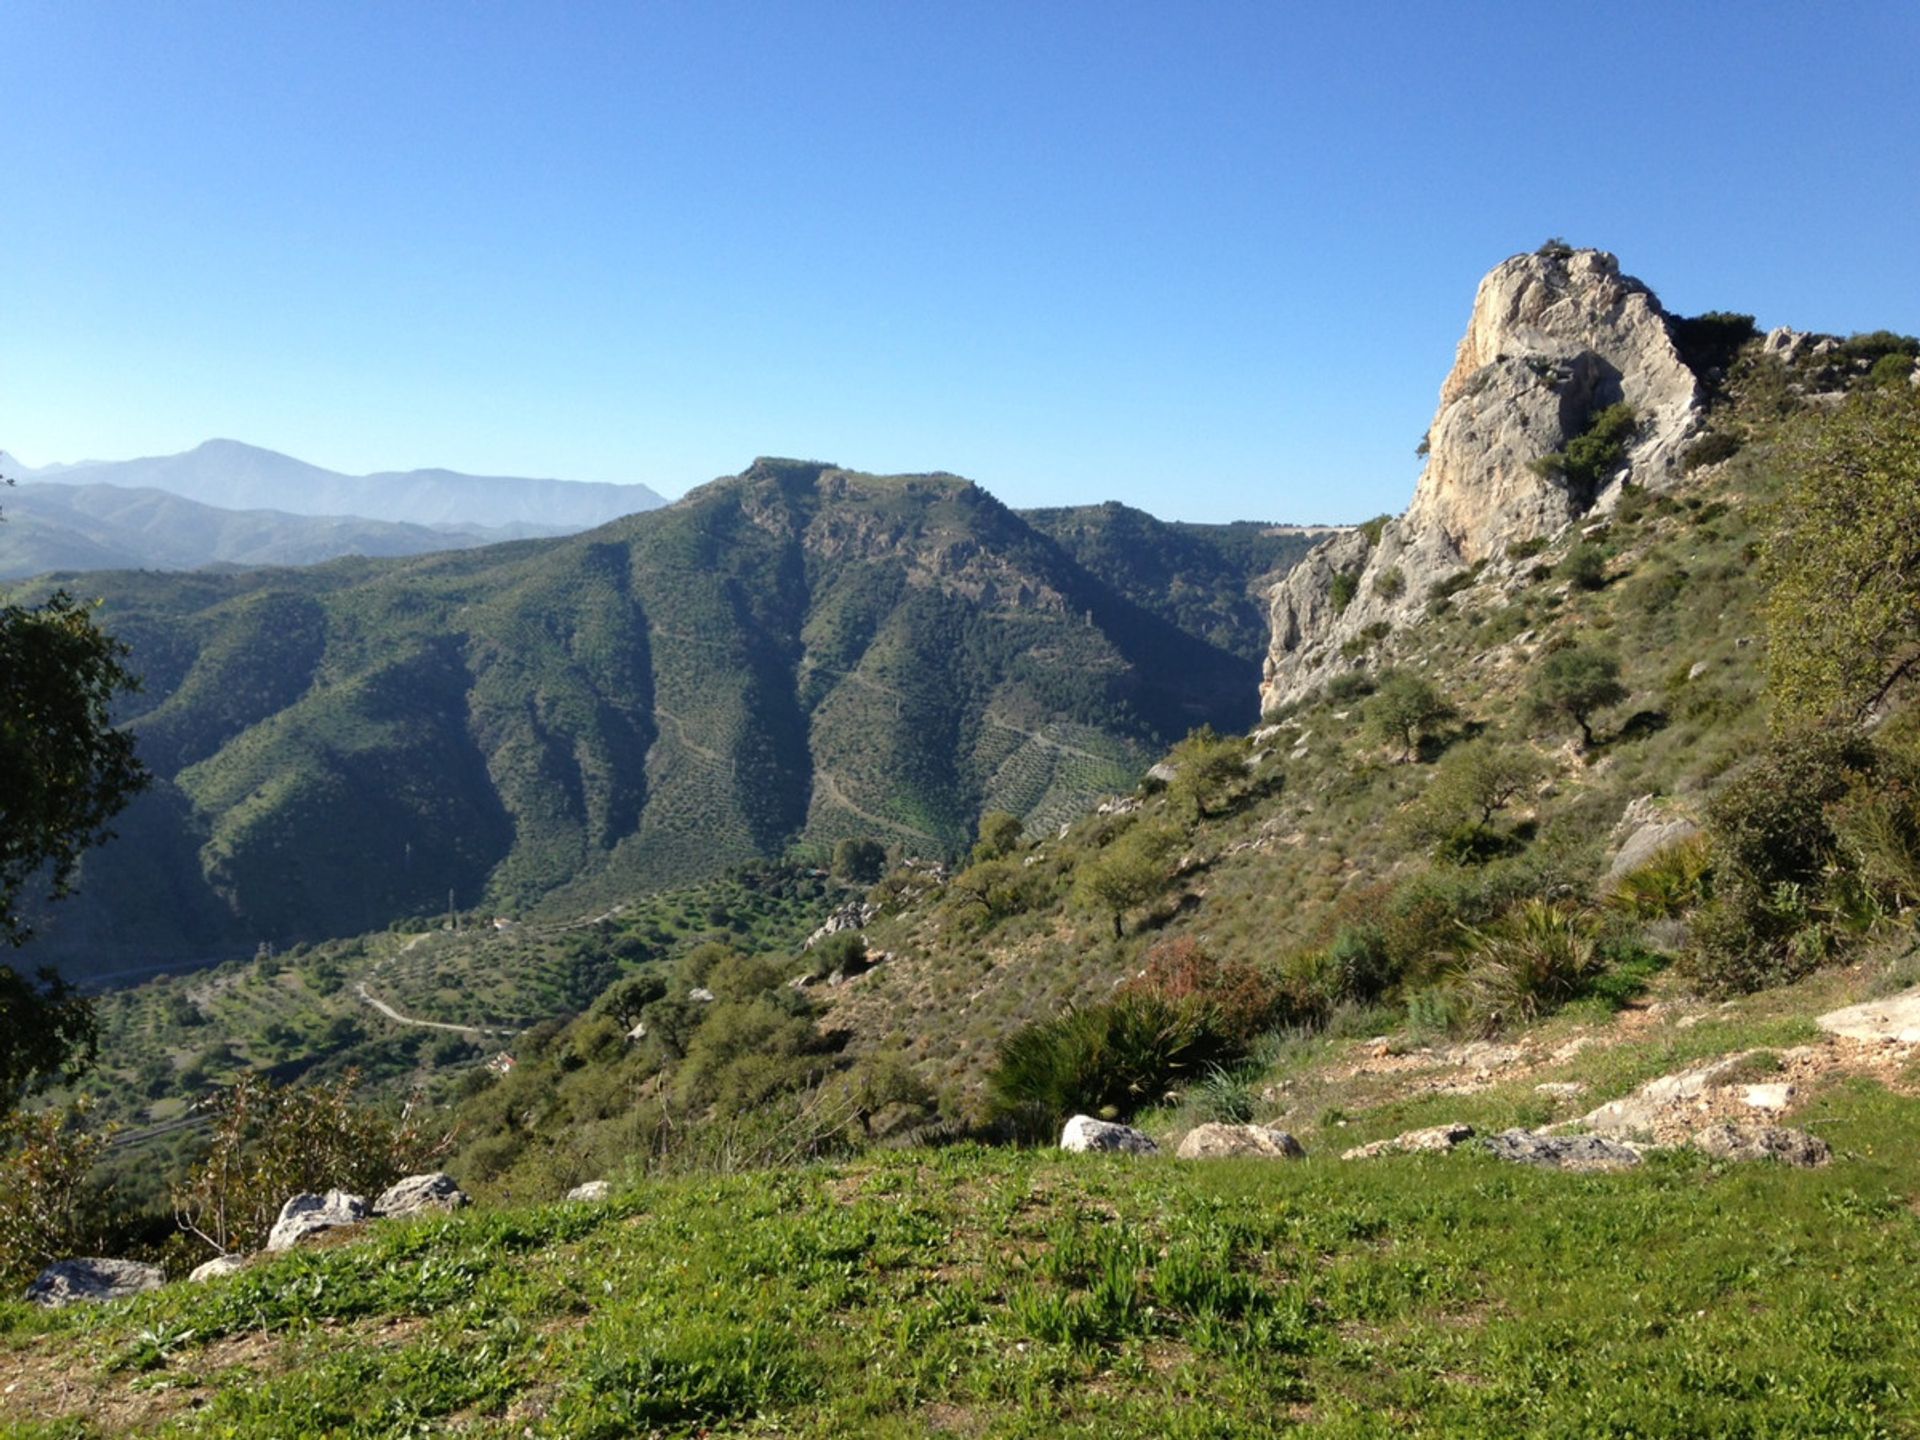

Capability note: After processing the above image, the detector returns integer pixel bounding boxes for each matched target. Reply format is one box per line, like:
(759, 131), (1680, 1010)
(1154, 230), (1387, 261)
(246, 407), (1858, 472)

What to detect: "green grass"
(7, 1078), (1920, 1436)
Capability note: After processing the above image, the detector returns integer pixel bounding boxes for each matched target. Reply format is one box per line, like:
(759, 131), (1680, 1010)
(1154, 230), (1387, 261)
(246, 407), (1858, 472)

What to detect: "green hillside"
(16, 461), (1290, 974)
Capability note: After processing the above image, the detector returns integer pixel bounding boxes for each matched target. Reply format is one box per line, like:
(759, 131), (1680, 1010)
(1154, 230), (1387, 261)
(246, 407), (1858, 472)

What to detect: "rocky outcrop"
(266, 1190), (370, 1251)
(189, 1255), (249, 1283)
(565, 1180), (611, 1203)
(372, 1172), (470, 1218)
(1341, 1122), (1475, 1160)
(1059, 1115), (1158, 1155)
(1484, 1129), (1643, 1171)
(1261, 247), (1704, 711)
(1817, 988), (1920, 1044)
(1174, 1123), (1305, 1160)
(1605, 794), (1702, 883)
(25, 1258), (165, 1307)
(1691, 1123), (1830, 1168)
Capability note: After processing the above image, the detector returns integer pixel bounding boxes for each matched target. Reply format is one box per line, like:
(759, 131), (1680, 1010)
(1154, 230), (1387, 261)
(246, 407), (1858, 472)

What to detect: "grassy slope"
(5, 1067), (1920, 1437)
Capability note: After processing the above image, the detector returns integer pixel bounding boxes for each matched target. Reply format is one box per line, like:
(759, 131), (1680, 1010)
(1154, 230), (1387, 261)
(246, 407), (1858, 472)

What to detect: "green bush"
(1372, 566), (1407, 601)
(1456, 900), (1602, 1027)
(1556, 543), (1609, 591)
(1531, 403), (1638, 496)
(1330, 571), (1360, 614)
(1357, 515), (1392, 547)
(1506, 537), (1549, 562)
(1607, 835), (1713, 919)
(1681, 431), (1743, 472)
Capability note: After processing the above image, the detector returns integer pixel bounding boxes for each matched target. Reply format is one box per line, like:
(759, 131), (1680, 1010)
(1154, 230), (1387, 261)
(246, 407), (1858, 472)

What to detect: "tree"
(970, 810), (1023, 864)
(1364, 671), (1455, 762)
(1072, 821), (1180, 938)
(1165, 727), (1248, 819)
(830, 837), (887, 886)
(0, 968), (97, 1118)
(1764, 387), (1920, 725)
(1, 589), (148, 943)
(1404, 738), (1545, 854)
(1527, 645), (1628, 749)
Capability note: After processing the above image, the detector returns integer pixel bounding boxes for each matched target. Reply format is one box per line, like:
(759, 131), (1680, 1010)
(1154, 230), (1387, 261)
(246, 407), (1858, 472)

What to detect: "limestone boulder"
(1816, 988), (1920, 1045)
(1483, 1129), (1642, 1172)
(372, 1172), (470, 1218)
(1175, 1123), (1305, 1160)
(266, 1190), (370, 1251)
(1060, 1115), (1158, 1155)
(189, 1255), (249, 1283)
(1692, 1123), (1830, 1168)
(565, 1180), (611, 1203)
(1605, 795), (1702, 883)
(26, 1258), (165, 1307)
(1342, 1122), (1474, 1160)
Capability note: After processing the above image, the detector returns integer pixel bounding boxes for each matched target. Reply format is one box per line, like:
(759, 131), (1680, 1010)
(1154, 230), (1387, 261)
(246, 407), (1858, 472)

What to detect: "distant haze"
(6, 439), (668, 532)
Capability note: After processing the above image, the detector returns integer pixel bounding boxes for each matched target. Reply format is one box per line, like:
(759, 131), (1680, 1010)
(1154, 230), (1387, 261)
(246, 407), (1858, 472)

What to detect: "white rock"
(1740, 1083), (1795, 1112)
(266, 1190), (370, 1251)
(1059, 1115), (1158, 1155)
(372, 1172), (470, 1218)
(1342, 1122), (1474, 1160)
(1175, 1123), (1305, 1160)
(566, 1180), (611, 1202)
(1534, 1082), (1586, 1099)
(1817, 988), (1920, 1044)
(189, 1255), (248, 1283)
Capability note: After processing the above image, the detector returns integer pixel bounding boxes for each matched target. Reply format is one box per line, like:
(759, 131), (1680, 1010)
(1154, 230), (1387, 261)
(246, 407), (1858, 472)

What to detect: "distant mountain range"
(0, 440), (667, 576)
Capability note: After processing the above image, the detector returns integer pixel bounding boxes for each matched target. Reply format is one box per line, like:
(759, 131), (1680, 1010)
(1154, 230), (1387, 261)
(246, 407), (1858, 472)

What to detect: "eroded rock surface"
(565, 1180), (611, 1203)
(1692, 1123), (1830, 1168)
(1342, 1122), (1475, 1160)
(1060, 1115), (1158, 1155)
(1817, 988), (1920, 1044)
(189, 1255), (249, 1283)
(372, 1172), (470, 1218)
(1484, 1129), (1643, 1171)
(266, 1190), (370, 1251)
(26, 1258), (165, 1307)
(1175, 1123), (1304, 1160)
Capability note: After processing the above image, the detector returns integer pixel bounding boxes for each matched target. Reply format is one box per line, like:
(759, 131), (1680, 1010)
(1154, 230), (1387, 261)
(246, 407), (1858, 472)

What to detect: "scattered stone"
(1816, 988), (1920, 1045)
(26, 1258), (165, 1307)
(266, 1190), (370, 1251)
(1692, 1123), (1830, 1168)
(1740, 1083), (1795, 1112)
(189, 1255), (249, 1284)
(1534, 1082), (1586, 1099)
(1484, 1129), (1642, 1172)
(1577, 1053), (1758, 1138)
(1176, 1123), (1305, 1161)
(372, 1172), (470, 1218)
(1687, 660), (1710, 681)
(1342, 1122), (1474, 1160)
(1060, 1115), (1158, 1155)
(1551, 1036), (1597, 1062)
(566, 1180), (611, 1203)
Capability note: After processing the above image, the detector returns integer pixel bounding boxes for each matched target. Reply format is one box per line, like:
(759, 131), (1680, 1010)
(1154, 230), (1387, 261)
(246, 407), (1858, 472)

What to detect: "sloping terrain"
(19, 460), (1293, 972)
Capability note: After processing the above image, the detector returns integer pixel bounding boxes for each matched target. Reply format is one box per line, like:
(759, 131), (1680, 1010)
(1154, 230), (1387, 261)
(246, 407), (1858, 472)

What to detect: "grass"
(6, 1077), (1920, 1436)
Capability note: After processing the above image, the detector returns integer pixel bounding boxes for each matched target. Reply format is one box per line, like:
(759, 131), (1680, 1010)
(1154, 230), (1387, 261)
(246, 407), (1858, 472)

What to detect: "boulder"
(1176, 1123), (1305, 1160)
(1692, 1123), (1830, 1168)
(1740, 1083), (1795, 1112)
(189, 1255), (249, 1283)
(372, 1172), (470, 1218)
(1342, 1122), (1474, 1160)
(1059, 1115), (1158, 1155)
(1483, 1129), (1642, 1172)
(266, 1189), (370, 1251)
(26, 1258), (165, 1307)
(1605, 795), (1702, 883)
(566, 1180), (611, 1203)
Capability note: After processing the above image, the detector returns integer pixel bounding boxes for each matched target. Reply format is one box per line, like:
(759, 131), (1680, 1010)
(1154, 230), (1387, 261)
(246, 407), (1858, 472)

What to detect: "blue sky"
(2, 3), (1914, 523)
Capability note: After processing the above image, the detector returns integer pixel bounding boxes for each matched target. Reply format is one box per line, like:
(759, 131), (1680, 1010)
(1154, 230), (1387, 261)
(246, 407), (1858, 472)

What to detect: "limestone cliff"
(1259, 247), (1704, 712)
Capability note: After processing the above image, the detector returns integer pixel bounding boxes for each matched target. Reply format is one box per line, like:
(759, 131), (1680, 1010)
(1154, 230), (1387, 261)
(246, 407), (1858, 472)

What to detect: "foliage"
(1505, 536), (1548, 562)
(1681, 430), (1743, 472)
(1530, 403), (1638, 497)
(830, 837), (886, 885)
(0, 589), (149, 944)
(1070, 821), (1181, 936)
(1669, 311), (1758, 377)
(1526, 644), (1628, 748)
(1455, 900), (1603, 1027)
(1607, 834), (1713, 919)
(1764, 386), (1920, 724)
(970, 810), (1024, 863)
(1363, 671), (1455, 761)
(986, 993), (1223, 1134)
(1371, 566), (1406, 601)
(1116, 937), (1282, 1049)
(1426, 565), (1482, 603)
(0, 1103), (112, 1291)
(1405, 738), (1544, 852)
(0, 967), (97, 1118)
(1164, 727), (1248, 819)
(1556, 542), (1609, 591)
(173, 1072), (453, 1255)
(1329, 570), (1360, 614)
(1356, 514), (1392, 547)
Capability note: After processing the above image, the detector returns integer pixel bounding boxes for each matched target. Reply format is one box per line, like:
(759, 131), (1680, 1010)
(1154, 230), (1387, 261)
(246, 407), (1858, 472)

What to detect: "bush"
(1531, 403), (1638, 497)
(1372, 566), (1406, 601)
(1456, 901), (1602, 1027)
(1330, 571), (1360, 614)
(1526, 645), (1628, 749)
(0, 1104), (111, 1290)
(971, 811), (1024, 863)
(1325, 671), (1377, 703)
(1364, 670), (1455, 761)
(1357, 515), (1392, 547)
(1427, 567), (1481, 603)
(1506, 537), (1549, 562)
(987, 992), (1228, 1136)
(1681, 431), (1743, 472)
(1556, 544), (1609, 591)
(1072, 821), (1181, 937)
(831, 837), (887, 885)
(1118, 937), (1282, 1048)
(1607, 835), (1713, 920)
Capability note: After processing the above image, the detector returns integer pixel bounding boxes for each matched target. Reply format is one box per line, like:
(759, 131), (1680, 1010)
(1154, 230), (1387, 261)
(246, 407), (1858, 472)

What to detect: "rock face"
(1484, 1129), (1643, 1171)
(1261, 247), (1703, 712)
(372, 1172), (470, 1218)
(1692, 1123), (1830, 1168)
(1175, 1123), (1305, 1160)
(1605, 795), (1703, 883)
(1059, 1115), (1159, 1155)
(1342, 1122), (1475, 1160)
(266, 1190), (371, 1251)
(1577, 1053), (1761, 1139)
(1816, 988), (1920, 1044)
(26, 1258), (165, 1307)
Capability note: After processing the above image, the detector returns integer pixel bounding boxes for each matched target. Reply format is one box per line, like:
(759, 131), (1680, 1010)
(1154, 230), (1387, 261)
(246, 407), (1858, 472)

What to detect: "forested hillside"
(15, 460), (1296, 972)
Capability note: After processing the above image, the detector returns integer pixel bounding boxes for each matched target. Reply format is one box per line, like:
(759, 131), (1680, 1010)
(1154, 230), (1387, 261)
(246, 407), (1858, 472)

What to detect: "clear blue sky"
(2, 2), (1914, 523)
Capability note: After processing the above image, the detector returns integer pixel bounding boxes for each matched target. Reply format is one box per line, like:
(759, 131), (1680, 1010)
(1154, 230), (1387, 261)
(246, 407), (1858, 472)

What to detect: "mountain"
(23, 460), (1296, 972)
(9, 439), (667, 532)
(0, 482), (561, 580)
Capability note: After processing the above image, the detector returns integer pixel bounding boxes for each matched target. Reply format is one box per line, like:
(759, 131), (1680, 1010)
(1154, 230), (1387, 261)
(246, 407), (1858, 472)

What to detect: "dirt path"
(354, 982), (513, 1038)
(812, 769), (943, 845)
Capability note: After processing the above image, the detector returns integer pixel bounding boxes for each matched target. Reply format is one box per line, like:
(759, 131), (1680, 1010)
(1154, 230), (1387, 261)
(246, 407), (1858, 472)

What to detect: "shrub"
(1407, 739), (1545, 846)
(806, 930), (867, 980)
(1165, 727), (1250, 819)
(1118, 937), (1282, 1048)
(1506, 537), (1549, 562)
(971, 811), (1024, 864)
(1325, 671), (1377, 703)
(1364, 670), (1455, 761)
(1669, 312), (1758, 377)
(1526, 645), (1628, 749)
(1357, 514), (1392, 547)
(0, 1104), (112, 1290)
(1531, 403), (1638, 497)
(1456, 901), (1603, 1027)
(1607, 835), (1713, 919)
(1556, 544), (1609, 591)
(1681, 431), (1743, 472)
(1870, 352), (1916, 389)
(1330, 571), (1360, 614)
(174, 1073), (453, 1255)
(1372, 566), (1407, 601)
(830, 837), (887, 885)
(1072, 821), (1181, 937)
(1427, 567), (1480, 603)
(987, 993), (1225, 1136)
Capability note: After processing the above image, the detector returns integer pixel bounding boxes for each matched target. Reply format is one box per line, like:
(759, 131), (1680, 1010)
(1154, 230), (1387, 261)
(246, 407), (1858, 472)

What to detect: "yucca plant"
(1456, 900), (1602, 1028)
(1607, 835), (1714, 919)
